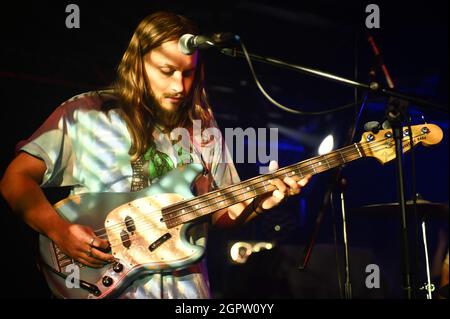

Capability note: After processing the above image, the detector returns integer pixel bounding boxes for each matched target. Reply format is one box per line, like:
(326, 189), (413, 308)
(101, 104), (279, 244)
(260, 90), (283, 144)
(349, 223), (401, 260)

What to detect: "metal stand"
(386, 97), (413, 299)
(220, 48), (448, 113)
(420, 219), (434, 298)
(338, 177), (352, 299)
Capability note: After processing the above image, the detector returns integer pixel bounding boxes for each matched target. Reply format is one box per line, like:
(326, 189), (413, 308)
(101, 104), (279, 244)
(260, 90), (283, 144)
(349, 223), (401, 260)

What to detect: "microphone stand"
(386, 97), (413, 299)
(220, 48), (448, 113)
(220, 47), (448, 299)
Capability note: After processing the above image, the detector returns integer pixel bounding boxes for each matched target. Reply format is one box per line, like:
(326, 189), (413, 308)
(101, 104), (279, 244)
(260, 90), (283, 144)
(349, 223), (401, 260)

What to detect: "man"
(0, 11), (309, 298)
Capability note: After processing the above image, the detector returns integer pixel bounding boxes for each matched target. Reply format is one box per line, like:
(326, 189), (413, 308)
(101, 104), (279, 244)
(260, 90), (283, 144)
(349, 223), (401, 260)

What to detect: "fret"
(193, 206), (199, 215)
(200, 205), (207, 215)
(354, 143), (362, 157)
(314, 162), (327, 174)
(316, 160), (323, 172)
(228, 192), (237, 205)
(310, 160), (317, 174)
(338, 150), (345, 163)
(324, 155), (331, 169)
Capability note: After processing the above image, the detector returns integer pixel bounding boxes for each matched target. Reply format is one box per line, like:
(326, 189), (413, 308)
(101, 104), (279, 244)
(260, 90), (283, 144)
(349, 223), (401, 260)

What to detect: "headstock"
(360, 124), (443, 164)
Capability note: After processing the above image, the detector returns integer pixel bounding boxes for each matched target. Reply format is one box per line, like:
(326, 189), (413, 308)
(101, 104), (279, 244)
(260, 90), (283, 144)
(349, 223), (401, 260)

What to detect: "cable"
(238, 40), (364, 115)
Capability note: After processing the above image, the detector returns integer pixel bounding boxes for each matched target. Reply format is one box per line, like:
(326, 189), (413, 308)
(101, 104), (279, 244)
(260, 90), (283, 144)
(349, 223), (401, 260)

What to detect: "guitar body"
(39, 163), (205, 299)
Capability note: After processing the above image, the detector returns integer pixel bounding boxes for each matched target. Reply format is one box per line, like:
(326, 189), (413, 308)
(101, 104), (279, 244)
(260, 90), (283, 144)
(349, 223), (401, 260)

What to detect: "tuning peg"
(363, 121), (381, 133)
(382, 120), (392, 130)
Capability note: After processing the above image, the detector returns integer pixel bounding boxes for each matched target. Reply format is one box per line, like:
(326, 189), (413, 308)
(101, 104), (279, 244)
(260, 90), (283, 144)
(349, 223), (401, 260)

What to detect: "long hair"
(113, 11), (213, 160)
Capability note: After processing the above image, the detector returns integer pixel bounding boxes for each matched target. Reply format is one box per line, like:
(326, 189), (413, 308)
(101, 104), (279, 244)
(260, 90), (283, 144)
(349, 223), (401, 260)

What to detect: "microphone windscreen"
(178, 34), (195, 55)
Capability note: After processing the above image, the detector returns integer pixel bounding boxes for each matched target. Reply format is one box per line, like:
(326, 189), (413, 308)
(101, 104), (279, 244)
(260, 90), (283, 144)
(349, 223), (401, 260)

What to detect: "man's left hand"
(256, 160), (311, 212)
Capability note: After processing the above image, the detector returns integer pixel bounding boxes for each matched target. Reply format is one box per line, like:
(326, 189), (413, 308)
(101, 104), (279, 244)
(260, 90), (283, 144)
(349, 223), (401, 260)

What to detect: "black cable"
(239, 40), (364, 115)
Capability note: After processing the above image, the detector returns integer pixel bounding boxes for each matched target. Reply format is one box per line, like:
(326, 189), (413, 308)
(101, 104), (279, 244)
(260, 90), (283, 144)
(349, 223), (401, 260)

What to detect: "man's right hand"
(0, 153), (115, 269)
(50, 223), (115, 268)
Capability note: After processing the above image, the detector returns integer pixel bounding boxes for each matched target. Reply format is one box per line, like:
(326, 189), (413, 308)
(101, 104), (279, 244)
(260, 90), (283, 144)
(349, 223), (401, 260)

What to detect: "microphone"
(178, 32), (239, 55)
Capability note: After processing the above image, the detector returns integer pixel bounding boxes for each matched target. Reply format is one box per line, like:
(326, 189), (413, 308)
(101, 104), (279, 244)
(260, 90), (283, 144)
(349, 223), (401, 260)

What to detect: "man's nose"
(171, 72), (185, 94)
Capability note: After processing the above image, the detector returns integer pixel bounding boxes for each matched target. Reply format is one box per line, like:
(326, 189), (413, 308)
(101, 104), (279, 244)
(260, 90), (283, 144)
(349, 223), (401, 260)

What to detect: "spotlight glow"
(318, 134), (334, 155)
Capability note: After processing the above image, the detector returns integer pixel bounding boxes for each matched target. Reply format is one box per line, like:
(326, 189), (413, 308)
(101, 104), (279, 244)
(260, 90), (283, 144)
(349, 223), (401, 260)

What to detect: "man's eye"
(160, 69), (174, 75)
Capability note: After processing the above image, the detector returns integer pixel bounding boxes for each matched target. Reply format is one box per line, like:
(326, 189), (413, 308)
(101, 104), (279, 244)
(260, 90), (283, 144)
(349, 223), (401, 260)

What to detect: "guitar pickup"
(120, 230), (131, 249)
(124, 215), (136, 233)
(149, 233), (172, 252)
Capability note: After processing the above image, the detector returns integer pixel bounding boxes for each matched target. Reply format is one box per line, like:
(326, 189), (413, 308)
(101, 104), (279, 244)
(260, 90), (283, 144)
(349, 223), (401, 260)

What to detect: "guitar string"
(92, 139), (374, 238)
(90, 132), (423, 241)
(87, 132), (423, 243)
(48, 133), (423, 263)
(98, 139), (411, 252)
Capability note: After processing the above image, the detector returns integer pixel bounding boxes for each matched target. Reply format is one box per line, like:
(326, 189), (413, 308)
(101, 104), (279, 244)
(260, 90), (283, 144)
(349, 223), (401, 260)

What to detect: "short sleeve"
(18, 104), (76, 188)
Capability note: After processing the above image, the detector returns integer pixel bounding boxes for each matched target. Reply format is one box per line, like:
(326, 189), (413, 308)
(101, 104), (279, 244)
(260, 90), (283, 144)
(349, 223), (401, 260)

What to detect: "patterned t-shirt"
(18, 91), (240, 298)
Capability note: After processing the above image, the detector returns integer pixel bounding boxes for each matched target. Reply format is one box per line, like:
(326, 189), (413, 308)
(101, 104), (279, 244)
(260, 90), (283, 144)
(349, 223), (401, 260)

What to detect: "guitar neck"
(163, 142), (366, 228)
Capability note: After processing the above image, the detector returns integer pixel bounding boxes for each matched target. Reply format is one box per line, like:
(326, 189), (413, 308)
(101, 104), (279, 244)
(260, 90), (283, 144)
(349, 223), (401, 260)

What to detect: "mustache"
(163, 94), (184, 99)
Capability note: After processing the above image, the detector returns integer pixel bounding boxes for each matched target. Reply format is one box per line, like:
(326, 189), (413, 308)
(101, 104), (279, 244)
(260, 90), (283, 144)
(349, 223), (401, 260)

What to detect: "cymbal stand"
(419, 217), (434, 298)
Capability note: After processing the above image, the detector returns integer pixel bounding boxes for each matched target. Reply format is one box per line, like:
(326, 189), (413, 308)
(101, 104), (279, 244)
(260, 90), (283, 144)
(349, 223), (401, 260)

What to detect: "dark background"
(0, 0), (448, 299)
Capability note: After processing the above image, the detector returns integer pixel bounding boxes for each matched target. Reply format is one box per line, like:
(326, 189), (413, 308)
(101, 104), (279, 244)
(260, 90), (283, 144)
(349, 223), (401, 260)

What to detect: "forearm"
(0, 172), (69, 238)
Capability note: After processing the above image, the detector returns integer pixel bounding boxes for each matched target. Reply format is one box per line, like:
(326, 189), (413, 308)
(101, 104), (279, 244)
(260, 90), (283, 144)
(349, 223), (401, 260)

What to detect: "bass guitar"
(39, 123), (443, 298)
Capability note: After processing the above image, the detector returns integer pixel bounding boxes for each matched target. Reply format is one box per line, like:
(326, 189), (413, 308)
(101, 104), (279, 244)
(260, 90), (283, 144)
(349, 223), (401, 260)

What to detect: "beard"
(149, 92), (188, 133)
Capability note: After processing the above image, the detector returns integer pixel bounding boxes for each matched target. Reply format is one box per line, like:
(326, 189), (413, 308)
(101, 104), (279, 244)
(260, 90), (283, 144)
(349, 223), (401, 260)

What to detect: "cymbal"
(351, 199), (448, 219)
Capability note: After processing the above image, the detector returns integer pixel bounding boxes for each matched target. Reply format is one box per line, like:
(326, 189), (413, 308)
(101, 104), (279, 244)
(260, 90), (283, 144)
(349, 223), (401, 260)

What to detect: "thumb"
(268, 160), (279, 172)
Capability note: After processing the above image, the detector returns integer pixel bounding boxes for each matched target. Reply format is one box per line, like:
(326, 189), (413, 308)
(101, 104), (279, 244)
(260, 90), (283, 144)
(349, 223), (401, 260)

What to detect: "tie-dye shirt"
(18, 91), (240, 298)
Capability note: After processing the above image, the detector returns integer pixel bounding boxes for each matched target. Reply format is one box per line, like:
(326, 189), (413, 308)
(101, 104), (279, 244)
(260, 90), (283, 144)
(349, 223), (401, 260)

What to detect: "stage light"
(230, 241), (253, 264)
(318, 134), (334, 155)
(229, 241), (275, 264)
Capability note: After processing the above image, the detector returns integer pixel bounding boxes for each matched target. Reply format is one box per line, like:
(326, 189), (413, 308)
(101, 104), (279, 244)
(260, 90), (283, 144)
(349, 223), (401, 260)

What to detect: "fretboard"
(162, 142), (366, 228)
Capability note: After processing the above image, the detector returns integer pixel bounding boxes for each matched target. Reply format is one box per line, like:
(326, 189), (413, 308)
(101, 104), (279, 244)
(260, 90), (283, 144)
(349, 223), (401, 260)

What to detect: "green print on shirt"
(144, 142), (193, 183)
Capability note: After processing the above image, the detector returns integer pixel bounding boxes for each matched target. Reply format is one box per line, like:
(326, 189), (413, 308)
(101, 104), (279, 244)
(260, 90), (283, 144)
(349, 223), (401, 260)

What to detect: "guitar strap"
(130, 156), (149, 192)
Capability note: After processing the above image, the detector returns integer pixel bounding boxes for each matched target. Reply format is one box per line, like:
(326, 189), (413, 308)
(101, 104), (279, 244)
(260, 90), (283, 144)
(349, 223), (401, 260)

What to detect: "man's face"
(143, 39), (198, 114)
